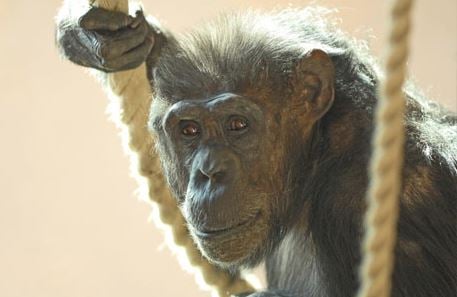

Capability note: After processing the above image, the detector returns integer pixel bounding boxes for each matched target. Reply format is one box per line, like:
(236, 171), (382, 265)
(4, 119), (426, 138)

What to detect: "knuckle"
(77, 9), (95, 29)
(93, 40), (103, 57)
(93, 38), (110, 60)
(100, 45), (110, 59)
(93, 42), (108, 67)
(77, 15), (88, 29)
(101, 57), (127, 71)
(102, 59), (116, 70)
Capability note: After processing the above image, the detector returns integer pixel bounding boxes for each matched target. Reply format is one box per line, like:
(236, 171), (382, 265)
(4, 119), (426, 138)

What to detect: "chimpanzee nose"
(199, 163), (227, 182)
(193, 146), (238, 184)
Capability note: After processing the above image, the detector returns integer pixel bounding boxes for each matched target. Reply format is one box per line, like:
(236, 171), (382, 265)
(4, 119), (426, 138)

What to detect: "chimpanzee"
(56, 4), (457, 297)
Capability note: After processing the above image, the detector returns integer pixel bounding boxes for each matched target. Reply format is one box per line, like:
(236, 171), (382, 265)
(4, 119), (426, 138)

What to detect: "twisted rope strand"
(357, 1), (413, 297)
(90, 0), (256, 296)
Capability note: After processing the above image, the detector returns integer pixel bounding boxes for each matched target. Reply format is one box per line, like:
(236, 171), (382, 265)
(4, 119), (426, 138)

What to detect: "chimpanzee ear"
(290, 49), (335, 120)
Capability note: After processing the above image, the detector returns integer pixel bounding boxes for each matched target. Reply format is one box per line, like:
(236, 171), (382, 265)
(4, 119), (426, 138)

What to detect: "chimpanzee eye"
(228, 117), (249, 131)
(180, 120), (200, 137)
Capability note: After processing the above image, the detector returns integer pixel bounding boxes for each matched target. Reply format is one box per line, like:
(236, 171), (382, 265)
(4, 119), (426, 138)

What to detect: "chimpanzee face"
(149, 42), (334, 267)
(150, 91), (293, 267)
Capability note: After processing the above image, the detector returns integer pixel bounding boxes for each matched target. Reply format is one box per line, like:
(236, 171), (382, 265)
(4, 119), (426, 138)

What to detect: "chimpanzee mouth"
(193, 210), (262, 240)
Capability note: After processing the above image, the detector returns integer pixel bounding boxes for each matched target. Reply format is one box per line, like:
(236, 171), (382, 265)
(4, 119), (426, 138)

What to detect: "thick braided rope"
(89, 0), (256, 296)
(357, 1), (413, 297)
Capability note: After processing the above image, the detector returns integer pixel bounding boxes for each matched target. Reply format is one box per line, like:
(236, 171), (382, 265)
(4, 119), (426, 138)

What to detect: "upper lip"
(192, 210), (261, 239)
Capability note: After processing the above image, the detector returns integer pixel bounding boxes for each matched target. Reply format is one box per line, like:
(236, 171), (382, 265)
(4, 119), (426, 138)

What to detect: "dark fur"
(56, 6), (457, 297)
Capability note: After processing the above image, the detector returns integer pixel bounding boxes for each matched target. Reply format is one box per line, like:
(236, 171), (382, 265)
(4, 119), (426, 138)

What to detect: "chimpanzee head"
(148, 10), (337, 269)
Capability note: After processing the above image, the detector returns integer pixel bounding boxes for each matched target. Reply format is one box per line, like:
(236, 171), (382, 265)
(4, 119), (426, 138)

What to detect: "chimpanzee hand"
(56, 7), (155, 72)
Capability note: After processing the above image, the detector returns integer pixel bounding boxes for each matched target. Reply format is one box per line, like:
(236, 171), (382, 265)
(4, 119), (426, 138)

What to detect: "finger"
(104, 37), (154, 72)
(62, 27), (104, 69)
(79, 7), (134, 31)
(130, 9), (145, 29)
(101, 20), (151, 59)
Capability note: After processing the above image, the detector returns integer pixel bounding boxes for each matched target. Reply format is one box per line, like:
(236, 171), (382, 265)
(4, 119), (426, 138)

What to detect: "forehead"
(152, 16), (293, 104)
(154, 51), (282, 104)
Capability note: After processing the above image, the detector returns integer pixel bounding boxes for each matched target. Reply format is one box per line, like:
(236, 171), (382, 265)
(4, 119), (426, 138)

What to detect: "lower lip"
(193, 211), (261, 240)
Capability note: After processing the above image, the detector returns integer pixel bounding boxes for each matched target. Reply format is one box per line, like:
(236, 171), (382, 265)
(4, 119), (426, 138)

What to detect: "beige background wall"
(0, 1), (455, 297)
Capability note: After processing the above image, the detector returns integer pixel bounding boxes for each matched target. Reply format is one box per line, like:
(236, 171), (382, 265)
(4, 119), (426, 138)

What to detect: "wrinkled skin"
(56, 5), (457, 297)
(57, 7), (154, 72)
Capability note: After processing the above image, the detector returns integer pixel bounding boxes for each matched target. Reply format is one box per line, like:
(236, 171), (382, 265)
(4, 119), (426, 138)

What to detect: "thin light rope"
(357, 1), (413, 297)
(90, 0), (256, 296)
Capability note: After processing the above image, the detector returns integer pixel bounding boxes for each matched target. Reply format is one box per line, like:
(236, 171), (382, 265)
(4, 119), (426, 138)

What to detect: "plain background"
(0, 1), (455, 297)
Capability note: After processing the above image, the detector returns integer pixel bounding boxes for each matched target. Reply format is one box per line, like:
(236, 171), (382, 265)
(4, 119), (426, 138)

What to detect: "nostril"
(199, 168), (225, 183)
(198, 169), (210, 181)
(211, 171), (225, 182)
